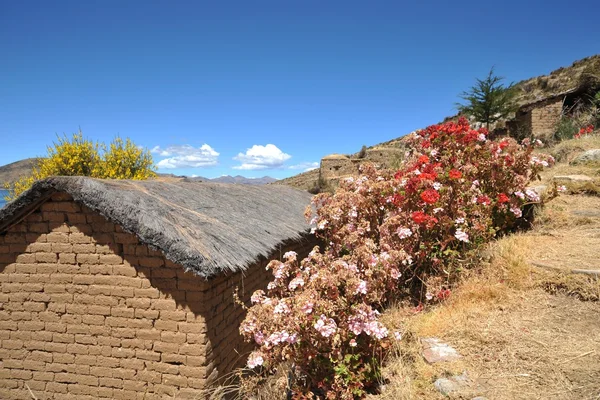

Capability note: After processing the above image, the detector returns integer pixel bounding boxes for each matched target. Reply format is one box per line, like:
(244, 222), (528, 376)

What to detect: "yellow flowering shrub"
(4, 132), (156, 201)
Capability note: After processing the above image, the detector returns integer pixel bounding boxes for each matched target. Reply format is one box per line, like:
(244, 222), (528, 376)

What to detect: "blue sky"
(1, 1), (598, 179)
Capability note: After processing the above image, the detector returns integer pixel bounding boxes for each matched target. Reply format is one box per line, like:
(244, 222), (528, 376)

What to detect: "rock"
(571, 149), (600, 165)
(433, 372), (469, 396)
(553, 175), (594, 183)
(527, 185), (548, 197)
(572, 209), (600, 218)
(421, 338), (461, 363)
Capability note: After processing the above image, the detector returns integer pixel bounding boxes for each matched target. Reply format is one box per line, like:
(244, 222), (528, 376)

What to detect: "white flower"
(425, 292), (433, 301)
(455, 228), (469, 242)
(390, 268), (401, 280)
(283, 251), (297, 260)
(250, 290), (265, 304)
(318, 220), (328, 229)
(394, 331), (403, 341)
(273, 302), (290, 314)
(478, 133), (487, 142)
(455, 217), (465, 225)
(288, 276), (305, 290)
(396, 227), (413, 239)
(557, 185), (567, 192)
(514, 190), (525, 199)
(247, 352), (264, 369)
(414, 169), (421, 176)
(433, 182), (442, 191)
(430, 149), (438, 157)
(433, 207), (444, 214)
(349, 339), (357, 347)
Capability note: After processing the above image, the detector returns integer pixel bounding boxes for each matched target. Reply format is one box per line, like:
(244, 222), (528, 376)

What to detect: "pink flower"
(390, 268), (401, 280)
(525, 189), (540, 202)
(514, 190), (525, 199)
(314, 315), (337, 337)
(247, 352), (264, 369)
(510, 205), (522, 218)
(356, 280), (368, 295)
(349, 339), (358, 347)
(557, 185), (567, 192)
(300, 301), (313, 314)
(394, 331), (403, 341)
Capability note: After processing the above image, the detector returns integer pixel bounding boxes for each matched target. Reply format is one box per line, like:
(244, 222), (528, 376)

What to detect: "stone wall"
(0, 193), (316, 399)
(530, 99), (563, 139)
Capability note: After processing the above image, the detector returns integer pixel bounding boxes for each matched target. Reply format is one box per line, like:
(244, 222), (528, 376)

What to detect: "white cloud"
(233, 144), (291, 170)
(152, 144), (219, 169)
(288, 161), (319, 172)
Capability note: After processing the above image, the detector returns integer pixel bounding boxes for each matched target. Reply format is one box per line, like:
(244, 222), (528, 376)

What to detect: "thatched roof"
(0, 177), (314, 278)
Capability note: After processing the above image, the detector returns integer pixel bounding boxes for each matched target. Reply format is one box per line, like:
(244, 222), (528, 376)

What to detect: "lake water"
(0, 189), (8, 209)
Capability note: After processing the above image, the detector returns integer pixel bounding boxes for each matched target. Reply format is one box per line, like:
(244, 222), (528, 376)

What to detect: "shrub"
(5, 132), (156, 200)
(357, 145), (367, 159)
(240, 117), (552, 398)
(553, 116), (579, 142)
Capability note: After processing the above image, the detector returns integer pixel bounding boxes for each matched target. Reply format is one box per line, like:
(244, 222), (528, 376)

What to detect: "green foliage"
(457, 68), (516, 128)
(4, 132), (156, 201)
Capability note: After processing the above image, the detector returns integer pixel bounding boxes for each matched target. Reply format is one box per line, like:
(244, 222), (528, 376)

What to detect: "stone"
(527, 185), (548, 197)
(572, 209), (600, 218)
(553, 175), (594, 183)
(571, 149), (600, 165)
(421, 338), (461, 363)
(433, 372), (469, 396)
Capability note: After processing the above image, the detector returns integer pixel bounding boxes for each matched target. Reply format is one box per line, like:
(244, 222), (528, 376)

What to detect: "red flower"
(497, 193), (510, 203)
(420, 189), (440, 204)
(499, 140), (509, 150)
(418, 155), (430, 164)
(477, 195), (491, 206)
(448, 169), (462, 179)
(394, 170), (403, 180)
(411, 211), (428, 224)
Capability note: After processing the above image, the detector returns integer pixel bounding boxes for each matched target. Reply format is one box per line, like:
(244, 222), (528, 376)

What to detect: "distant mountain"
(184, 175), (277, 185)
(0, 158), (41, 186)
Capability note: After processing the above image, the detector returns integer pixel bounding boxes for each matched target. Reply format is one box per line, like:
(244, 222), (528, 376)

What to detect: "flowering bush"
(574, 124), (595, 139)
(240, 117), (553, 398)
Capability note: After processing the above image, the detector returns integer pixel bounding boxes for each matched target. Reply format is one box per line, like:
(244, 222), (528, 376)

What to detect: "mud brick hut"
(0, 177), (316, 399)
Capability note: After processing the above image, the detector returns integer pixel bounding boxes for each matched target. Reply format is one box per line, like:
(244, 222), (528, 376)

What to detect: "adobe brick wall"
(530, 99), (563, 139)
(0, 192), (316, 399)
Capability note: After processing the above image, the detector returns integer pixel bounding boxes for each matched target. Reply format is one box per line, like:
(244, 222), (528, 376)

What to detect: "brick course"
(0, 193), (316, 399)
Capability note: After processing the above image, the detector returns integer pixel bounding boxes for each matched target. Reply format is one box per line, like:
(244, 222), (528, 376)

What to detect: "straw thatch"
(0, 177), (314, 278)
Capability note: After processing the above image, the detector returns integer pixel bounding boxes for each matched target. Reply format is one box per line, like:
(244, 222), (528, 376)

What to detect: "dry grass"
(542, 135), (600, 164)
(373, 190), (600, 399)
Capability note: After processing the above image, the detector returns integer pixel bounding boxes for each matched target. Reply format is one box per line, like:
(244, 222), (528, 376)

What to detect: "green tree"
(4, 132), (156, 201)
(457, 68), (516, 129)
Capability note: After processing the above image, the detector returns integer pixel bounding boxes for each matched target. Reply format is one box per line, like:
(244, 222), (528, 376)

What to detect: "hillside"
(277, 54), (600, 191)
(0, 158), (40, 186)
